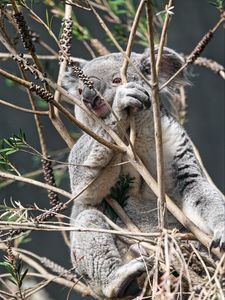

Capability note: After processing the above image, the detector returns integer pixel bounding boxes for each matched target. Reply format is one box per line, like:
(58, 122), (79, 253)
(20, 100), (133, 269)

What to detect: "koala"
(64, 47), (225, 299)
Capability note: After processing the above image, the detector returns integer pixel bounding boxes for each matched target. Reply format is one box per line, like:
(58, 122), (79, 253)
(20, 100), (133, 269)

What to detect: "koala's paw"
(103, 258), (149, 298)
(210, 227), (225, 251)
(114, 82), (150, 112)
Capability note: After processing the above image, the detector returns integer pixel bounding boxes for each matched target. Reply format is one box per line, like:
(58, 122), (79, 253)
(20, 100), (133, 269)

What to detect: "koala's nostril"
(78, 88), (82, 95)
(92, 96), (102, 108)
(83, 96), (103, 109)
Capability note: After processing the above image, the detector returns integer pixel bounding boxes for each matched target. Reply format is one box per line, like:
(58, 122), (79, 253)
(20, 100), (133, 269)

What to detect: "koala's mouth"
(83, 96), (111, 118)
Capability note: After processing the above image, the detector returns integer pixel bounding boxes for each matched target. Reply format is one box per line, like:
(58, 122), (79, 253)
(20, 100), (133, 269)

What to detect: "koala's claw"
(210, 228), (225, 251)
(103, 258), (148, 298)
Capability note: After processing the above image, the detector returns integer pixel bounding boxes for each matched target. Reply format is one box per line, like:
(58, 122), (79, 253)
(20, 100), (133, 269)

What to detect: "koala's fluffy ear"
(63, 60), (88, 97)
(140, 47), (188, 93)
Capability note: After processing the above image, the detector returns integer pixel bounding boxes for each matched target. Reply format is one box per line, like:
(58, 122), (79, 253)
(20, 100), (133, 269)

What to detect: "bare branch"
(146, 0), (166, 229)
(0, 171), (72, 198)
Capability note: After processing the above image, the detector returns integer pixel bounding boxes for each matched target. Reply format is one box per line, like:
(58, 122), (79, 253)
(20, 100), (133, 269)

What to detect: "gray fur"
(65, 48), (225, 298)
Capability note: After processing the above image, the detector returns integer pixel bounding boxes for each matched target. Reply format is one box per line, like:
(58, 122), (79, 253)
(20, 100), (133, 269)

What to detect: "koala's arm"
(69, 131), (122, 219)
(162, 111), (225, 249)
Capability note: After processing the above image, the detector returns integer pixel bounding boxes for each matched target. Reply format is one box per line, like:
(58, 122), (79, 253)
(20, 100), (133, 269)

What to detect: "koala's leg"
(71, 209), (147, 298)
(161, 112), (225, 250)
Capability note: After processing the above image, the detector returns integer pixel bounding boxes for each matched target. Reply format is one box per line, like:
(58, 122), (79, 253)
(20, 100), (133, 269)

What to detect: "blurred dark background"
(0, 0), (224, 299)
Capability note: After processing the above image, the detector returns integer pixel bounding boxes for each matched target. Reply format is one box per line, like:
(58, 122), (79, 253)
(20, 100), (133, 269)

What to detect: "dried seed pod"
(29, 83), (54, 102)
(13, 12), (35, 52)
(59, 17), (73, 61)
(42, 157), (59, 207)
(71, 64), (93, 89)
(34, 202), (67, 223)
(187, 31), (213, 64)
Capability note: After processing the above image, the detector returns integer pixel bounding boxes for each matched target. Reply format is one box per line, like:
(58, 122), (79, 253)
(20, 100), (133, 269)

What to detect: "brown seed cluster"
(13, 12), (35, 52)
(34, 202), (67, 223)
(59, 17), (73, 62)
(30, 83), (54, 102)
(71, 63), (93, 89)
(12, 54), (40, 79)
(6, 240), (16, 268)
(194, 56), (225, 74)
(187, 31), (213, 64)
(42, 157), (59, 207)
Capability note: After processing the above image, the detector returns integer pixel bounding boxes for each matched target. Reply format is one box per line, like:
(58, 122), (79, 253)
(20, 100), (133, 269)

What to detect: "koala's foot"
(103, 258), (148, 298)
(210, 227), (225, 251)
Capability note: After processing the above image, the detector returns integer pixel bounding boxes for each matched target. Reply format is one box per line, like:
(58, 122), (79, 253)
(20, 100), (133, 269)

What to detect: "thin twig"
(155, 0), (173, 75)
(190, 243), (211, 281)
(0, 52), (86, 63)
(193, 56), (225, 80)
(105, 196), (140, 232)
(0, 164), (66, 189)
(0, 171), (72, 198)
(120, 0), (146, 152)
(120, 0), (146, 83)
(0, 221), (165, 238)
(146, 0), (166, 230)
(0, 99), (49, 115)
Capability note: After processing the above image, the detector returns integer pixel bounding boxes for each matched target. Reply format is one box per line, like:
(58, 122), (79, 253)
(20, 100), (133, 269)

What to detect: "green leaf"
(45, 9), (50, 28)
(5, 149), (19, 156)
(0, 148), (12, 153)
(209, 0), (225, 10)
(16, 259), (22, 274)
(101, 175), (134, 222)
(45, 9), (54, 30)
(5, 79), (16, 87)
(19, 268), (28, 287)
(37, 99), (48, 109)
(16, 231), (32, 245)
(54, 169), (68, 186)
(8, 277), (18, 286)
(0, 261), (14, 275)
(3, 139), (14, 147)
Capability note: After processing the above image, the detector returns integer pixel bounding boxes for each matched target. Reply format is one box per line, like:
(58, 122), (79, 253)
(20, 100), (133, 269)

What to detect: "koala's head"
(64, 47), (186, 121)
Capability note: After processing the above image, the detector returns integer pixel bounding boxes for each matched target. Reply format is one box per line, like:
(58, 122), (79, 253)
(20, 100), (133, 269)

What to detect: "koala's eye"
(112, 77), (122, 84)
(78, 88), (82, 95)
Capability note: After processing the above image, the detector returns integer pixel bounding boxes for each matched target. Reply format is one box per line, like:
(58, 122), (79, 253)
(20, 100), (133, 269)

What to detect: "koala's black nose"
(82, 77), (103, 104)
(82, 87), (97, 103)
